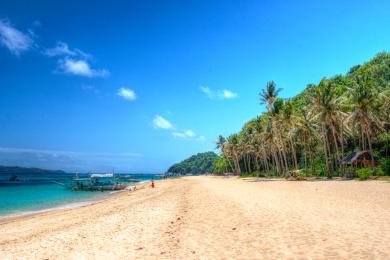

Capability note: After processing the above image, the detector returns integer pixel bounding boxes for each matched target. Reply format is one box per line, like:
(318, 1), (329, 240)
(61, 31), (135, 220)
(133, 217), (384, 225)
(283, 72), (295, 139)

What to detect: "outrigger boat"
(69, 173), (131, 191)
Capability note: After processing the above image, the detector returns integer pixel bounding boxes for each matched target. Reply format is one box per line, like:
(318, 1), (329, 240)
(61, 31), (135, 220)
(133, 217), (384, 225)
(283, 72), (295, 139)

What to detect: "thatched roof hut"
(340, 150), (377, 167)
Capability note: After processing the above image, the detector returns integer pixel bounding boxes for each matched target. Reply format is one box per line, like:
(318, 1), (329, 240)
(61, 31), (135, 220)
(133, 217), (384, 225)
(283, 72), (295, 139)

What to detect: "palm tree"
(226, 134), (242, 175)
(216, 135), (226, 152)
(216, 135), (234, 173)
(308, 78), (343, 178)
(260, 81), (283, 112)
(347, 71), (383, 166)
(296, 108), (318, 176)
(281, 101), (299, 170)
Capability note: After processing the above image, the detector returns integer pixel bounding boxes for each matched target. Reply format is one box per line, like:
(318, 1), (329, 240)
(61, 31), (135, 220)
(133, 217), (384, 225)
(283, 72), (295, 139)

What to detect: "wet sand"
(1, 176), (389, 259)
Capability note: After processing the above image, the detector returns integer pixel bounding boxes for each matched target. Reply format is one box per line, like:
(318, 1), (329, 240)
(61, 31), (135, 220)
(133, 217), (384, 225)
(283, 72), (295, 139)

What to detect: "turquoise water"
(0, 173), (161, 217)
(0, 184), (108, 216)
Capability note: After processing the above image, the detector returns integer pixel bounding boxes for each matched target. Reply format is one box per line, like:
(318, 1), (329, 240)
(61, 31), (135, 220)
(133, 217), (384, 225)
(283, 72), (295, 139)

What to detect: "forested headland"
(167, 152), (218, 175)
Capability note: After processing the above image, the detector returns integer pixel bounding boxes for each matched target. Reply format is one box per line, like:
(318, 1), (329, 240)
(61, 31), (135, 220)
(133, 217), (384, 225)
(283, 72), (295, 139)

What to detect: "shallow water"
(0, 172), (160, 217)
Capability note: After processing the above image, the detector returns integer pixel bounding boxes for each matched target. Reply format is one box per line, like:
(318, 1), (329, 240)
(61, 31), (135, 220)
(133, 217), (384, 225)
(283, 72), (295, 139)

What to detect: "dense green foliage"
(216, 52), (390, 178)
(0, 166), (66, 175)
(167, 152), (218, 175)
(357, 168), (371, 180)
(212, 156), (231, 175)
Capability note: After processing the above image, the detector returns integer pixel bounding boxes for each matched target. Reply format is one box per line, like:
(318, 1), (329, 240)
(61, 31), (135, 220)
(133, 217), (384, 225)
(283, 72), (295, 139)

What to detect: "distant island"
(167, 152), (218, 175)
(0, 166), (66, 175)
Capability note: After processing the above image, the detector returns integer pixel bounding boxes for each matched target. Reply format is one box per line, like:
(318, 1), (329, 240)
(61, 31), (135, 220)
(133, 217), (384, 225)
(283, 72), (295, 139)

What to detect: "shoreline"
(0, 180), (153, 224)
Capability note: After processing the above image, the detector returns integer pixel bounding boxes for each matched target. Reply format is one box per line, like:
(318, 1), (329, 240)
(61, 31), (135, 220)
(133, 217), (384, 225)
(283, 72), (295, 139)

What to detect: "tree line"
(214, 52), (390, 178)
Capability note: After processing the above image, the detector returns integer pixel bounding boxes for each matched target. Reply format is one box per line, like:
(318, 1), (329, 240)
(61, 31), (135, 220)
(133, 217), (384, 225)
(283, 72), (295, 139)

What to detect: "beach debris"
(192, 251), (196, 254)
(177, 217), (181, 220)
(136, 247), (143, 250)
(232, 227), (236, 230)
(286, 176), (306, 181)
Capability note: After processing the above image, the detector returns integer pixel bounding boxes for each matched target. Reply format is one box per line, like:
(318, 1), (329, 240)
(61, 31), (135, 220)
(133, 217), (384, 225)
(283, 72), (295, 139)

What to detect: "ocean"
(0, 172), (161, 217)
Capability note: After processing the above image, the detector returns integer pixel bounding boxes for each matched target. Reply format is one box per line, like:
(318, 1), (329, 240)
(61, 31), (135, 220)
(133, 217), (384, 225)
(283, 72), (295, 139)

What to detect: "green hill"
(167, 152), (218, 175)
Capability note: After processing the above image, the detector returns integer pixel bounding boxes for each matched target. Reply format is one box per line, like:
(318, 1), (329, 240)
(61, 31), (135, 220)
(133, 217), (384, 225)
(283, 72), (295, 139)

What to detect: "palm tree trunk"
(365, 127), (375, 167)
(243, 156), (248, 173)
(271, 147), (281, 176)
(227, 158), (234, 173)
(289, 137), (298, 170)
(331, 125), (340, 169)
(322, 124), (331, 178)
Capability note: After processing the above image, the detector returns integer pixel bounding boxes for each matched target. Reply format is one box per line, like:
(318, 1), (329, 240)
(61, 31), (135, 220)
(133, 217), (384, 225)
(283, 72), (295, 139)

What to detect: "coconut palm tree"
(347, 70), (383, 166)
(216, 135), (234, 173)
(226, 134), (242, 175)
(308, 78), (343, 178)
(260, 81), (283, 112)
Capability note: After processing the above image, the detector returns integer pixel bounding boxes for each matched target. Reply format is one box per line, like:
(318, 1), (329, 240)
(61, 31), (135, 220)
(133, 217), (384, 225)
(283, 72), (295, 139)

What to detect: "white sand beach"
(1, 176), (390, 259)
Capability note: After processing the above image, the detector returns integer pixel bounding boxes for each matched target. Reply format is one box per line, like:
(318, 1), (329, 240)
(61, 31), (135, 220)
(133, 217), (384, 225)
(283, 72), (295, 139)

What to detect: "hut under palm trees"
(340, 150), (377, 167)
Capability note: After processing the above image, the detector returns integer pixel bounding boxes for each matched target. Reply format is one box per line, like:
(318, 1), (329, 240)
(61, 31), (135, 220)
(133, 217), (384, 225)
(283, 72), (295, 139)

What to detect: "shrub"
(356, 168), (371, 180)
(380, 158), (390, 176)
(373, 167), (384, 176)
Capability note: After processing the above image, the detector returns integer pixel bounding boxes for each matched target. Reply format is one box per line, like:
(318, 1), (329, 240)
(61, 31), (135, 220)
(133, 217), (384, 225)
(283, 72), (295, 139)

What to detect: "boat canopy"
(90, 173), (114, 178)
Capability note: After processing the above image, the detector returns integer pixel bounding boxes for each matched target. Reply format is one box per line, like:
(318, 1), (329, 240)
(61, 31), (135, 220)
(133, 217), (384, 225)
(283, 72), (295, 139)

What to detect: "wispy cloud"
(58, 58), (109, 78)
(44, 41), (91, 59)
(80, 85), (100, 94)
(200, 86), (238, 100)
(197, 135), (206, 141)
(172, 130), (206, 141)
(152, 115), (206, 141)
(172, 130), (196, 138)
(44, 41), (77, 57)
(0, 19), (34, 56)
(0, 19), (109, 78)
(152, 115), (173, 130)
(117, 87), (136, 101)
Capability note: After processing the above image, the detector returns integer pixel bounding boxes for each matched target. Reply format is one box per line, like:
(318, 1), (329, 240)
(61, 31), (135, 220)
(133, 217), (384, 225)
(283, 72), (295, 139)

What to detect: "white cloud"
(172, 130), (206, 141)
(200, 86), (213, 99)
(172, 130), (196, 139)
(0, 20), (108, 78)
(221, 89), (238, 99)
(151, 115), (206, 141)
(0, 19), (33, 56)
(197, 135), (206, 141)
(200, 86), (238, 100)
(58, 58), (109, 78)
(117, 87), (136, 101)
(44, 41), (91, 60)
(44, 42), (76, 57)
(152, 115), (173, 130)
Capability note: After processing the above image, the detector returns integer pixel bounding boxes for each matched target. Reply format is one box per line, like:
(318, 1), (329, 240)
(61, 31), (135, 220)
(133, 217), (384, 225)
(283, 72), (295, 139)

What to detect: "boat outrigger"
(69, 173), (131, 191)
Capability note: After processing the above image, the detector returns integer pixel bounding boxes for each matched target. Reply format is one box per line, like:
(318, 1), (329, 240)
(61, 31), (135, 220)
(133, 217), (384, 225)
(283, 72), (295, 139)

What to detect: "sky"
(0, 0), (390, 173)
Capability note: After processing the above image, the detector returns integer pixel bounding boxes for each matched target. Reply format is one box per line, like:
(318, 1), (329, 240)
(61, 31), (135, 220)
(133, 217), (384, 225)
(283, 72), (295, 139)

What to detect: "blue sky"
(0, 0), (390, 173)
